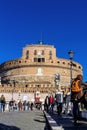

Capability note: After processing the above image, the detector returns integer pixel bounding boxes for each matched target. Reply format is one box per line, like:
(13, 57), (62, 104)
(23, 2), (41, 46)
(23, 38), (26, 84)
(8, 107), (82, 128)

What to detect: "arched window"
(49, 50), (52, 55)
(26, 50), (29, 59)
(34, 50), (37, 55)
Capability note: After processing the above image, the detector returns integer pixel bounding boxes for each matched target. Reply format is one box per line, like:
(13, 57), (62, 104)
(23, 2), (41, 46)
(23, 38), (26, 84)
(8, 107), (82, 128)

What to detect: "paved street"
(1, 109), (87, 130)
(45, 111), (87, 130)
(0, 110), (48, 130)
(52, 114), (87, 130)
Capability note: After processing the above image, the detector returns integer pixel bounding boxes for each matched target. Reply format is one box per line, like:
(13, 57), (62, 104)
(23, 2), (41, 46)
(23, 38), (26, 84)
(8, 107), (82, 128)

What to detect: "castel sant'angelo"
(0, 41), (82, 103)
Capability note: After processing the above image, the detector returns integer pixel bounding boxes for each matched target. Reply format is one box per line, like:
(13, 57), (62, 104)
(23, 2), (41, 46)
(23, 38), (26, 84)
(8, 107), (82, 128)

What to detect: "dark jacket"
(45, 96), (50, 106)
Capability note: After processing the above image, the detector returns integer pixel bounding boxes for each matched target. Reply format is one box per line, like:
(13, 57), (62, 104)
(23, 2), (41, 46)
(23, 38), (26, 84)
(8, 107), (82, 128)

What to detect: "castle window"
(26, 50), (29, 55)
(49, 50), (52, 55)
(25, 85), (28, 88)
(34, 50), (37, 55)
(26, 50), (29, 59)
(42, 58), (45, 62)
(19, 61), (21, 63)
(26, 55), (29, 59)
(57, 61), (60, 63)
(78, 66), (81, 69)
(34, 58), (45, 62)
(9, 62), (11, 65)
(49, 55), (52, 60)
(2, 84), (4, 87)
(38, 58), (41, 62)
(34, 58), (37, 62)
(42, 50), (44, 55)
(72, 63), (76, 67)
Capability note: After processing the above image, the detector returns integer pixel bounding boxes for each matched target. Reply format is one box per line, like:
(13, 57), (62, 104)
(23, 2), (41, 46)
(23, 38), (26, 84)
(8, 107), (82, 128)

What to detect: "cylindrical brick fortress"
(0, 42), (82, 102)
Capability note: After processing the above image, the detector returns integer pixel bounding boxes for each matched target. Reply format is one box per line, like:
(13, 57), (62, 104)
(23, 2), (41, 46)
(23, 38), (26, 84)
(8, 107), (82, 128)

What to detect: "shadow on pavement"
(49, 113), (87, 130)
(34, 118), (49, 130)
(0, 123), (20, 130)
(34, 119), (45, 123)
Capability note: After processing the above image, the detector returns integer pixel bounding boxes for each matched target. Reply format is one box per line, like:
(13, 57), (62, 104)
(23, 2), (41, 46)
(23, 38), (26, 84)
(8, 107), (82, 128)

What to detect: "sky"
(0, 0), (87, 81)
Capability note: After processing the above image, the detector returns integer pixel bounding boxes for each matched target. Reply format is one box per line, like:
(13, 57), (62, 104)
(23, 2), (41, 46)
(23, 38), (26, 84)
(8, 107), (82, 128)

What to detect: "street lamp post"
(55, 73), (60, 91)
(68, 50), (74, 92)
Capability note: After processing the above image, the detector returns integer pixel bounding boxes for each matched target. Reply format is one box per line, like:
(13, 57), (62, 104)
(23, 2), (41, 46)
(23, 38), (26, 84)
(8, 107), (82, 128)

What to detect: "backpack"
(71, 80), (82, 92)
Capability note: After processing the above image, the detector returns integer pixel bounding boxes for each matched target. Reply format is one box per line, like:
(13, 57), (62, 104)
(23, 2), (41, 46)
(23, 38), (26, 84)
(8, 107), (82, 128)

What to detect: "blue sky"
(0, 0), (87, 81)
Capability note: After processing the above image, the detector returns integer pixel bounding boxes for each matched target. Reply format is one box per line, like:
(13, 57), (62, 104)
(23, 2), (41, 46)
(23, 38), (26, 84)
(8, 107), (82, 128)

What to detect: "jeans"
(73, 100), (80, 120)
(57, 103), (62, 115)
(1, 103), (5, 112)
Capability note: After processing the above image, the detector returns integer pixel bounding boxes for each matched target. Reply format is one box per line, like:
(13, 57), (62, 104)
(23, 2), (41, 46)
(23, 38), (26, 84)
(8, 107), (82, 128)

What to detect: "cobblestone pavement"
(0, 110), (48, 130)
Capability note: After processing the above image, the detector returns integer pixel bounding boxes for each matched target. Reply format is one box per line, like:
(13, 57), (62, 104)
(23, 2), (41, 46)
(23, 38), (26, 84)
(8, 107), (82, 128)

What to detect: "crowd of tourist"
(0, 95), (34, 112)
(44, 74), (87, 126)
(0, 90), (73, 115)
(9, 99), (32, 112)
(0, 92), (71, 114)
(44, 91), (72, 115)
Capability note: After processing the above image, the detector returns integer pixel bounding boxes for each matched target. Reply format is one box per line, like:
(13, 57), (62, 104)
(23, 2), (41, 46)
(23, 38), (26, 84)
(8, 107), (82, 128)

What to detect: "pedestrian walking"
(65, 91), (71, 115)
(55, 90), (63, 115)
(9, 98), (14, 111)
(44, 95), (50, 113)
(1, 94), (6, 112)
(18, 100), (23, 111)
(49, 94), (54, 113)
(23, 100), (27, 111)
(71, 74), (87, 125)
(27, 101), (30, 110)
(31, 102), (34, 111)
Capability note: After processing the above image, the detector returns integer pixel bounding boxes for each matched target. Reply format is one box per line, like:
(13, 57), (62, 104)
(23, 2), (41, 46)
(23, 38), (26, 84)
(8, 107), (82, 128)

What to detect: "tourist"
(30, 102), (34, 111)
(23, 100), (27, 111)
(1, 94), (6, 112)
(49, 94), (54, 113)
(44, 95), (50, 113)
(27, 101), (30, 110)
(55, 90), (63, 115)
(71, 74), (87, 125)
(18, 100), (23, 111)
(9, 98), (15, 111)
(64, 91), (71, 115)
